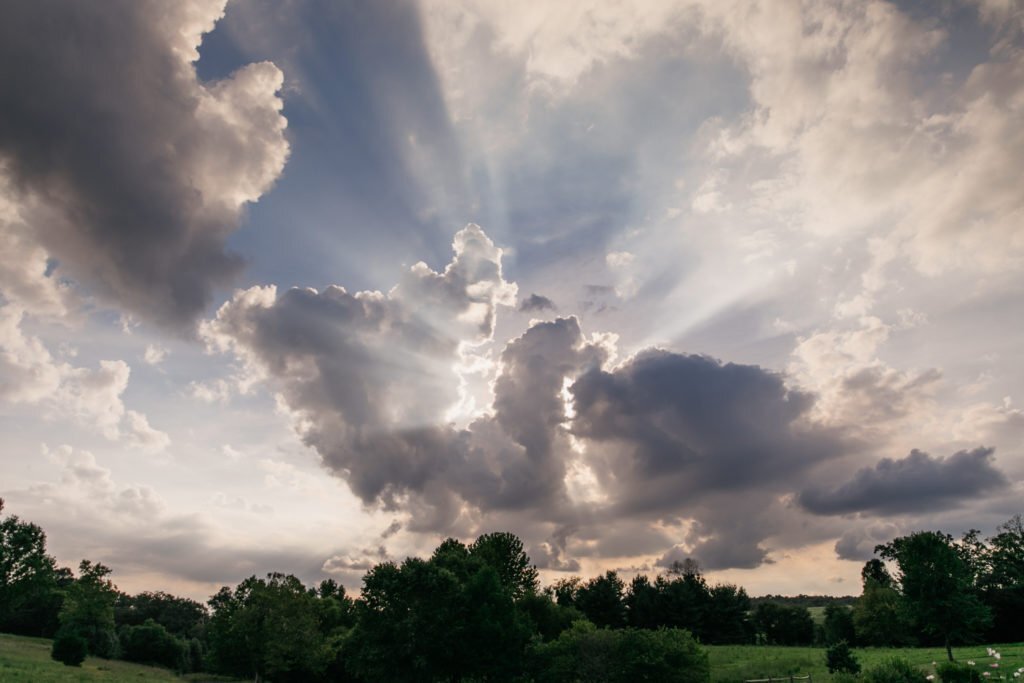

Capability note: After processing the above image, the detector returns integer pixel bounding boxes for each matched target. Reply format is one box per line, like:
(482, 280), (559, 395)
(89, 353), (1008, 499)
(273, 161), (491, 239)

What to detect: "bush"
(936, 661), (982, 683)
(529, 620), (710, 683)
(826, 640), (862, 675)
(863, 657), (928, 683)
(119, 619), (185, 669)
(51, 632), (88, 667)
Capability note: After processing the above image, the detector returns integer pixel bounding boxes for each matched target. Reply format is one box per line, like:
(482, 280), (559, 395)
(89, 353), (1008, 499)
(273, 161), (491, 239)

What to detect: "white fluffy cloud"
(0, 304), (168, 451)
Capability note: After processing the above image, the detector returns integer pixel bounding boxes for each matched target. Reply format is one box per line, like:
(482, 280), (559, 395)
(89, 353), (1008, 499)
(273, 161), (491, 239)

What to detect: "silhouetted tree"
(877, 531), (991, 660)
(57, 560), (120, 658)
(753, 603), (814, 645)
(575, 571), (626, 629)
(0, 499), (68, 636)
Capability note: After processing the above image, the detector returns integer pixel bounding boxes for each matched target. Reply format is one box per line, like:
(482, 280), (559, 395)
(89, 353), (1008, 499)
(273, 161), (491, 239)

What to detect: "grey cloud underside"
(799, 447), (1009, 516)
(519, 293), (556, 312)
(0, 0), (284, 327)
(570, 350), (847, 513)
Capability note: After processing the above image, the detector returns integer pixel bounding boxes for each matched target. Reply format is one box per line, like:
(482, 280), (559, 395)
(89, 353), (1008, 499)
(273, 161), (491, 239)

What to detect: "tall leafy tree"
(853, 570), (911, 647)
(575, 571), (626, 629)
(57, 560), (120, 658)
(978, 515), (1024, 641)
(469, 531), (540, 599)
(877, 531), (991, 660)
(0, 499), (67, 636)
(207, 573), (335, 682)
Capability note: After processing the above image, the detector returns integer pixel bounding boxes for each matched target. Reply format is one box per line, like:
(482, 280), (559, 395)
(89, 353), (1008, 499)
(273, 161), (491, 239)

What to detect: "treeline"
(2, 497), (1023, 680)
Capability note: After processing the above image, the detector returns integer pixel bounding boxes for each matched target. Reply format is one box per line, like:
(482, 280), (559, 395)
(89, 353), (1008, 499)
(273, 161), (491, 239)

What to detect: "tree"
(877, 531), (991, 660)
(575, 571), (626, 629)
(853, 572), (911, 647)
(704, 584), (754, 644)
(57, 560), (120, 658)
(822, 603), (856, 645)
(753, 603), (814, 645)
(0, 499), (67, 636)
(625, 574), (660, 629)
(978, 515), (1024, 642)
(469, 531), (540, 600)
(207, 573), (334, 682)
(114, 590), (208, 639)
(657, 565), (711, 638)
(348, 540), (532, 682)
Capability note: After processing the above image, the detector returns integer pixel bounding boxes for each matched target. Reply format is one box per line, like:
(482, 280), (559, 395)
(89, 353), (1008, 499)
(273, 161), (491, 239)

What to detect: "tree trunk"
(945, 635), (953, 662)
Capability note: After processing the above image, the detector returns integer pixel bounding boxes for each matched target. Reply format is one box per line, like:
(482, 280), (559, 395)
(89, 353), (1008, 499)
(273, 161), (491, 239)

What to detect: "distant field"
(0, 633), (236, 682)
(707, 642), (1024, 683)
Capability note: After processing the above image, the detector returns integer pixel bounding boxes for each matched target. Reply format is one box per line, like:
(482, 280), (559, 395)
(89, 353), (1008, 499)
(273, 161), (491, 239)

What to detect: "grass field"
(707, 642), (1024, 683)
(0, 633), (237, 682)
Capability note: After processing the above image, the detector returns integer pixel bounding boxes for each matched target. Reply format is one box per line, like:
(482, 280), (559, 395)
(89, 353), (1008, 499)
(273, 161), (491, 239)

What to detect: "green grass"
(0, 633), (237, 682)
(707, 642), (1024, 683)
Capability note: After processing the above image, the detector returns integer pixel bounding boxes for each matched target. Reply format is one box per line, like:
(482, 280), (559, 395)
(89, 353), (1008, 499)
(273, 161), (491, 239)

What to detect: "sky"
(1, 0), (1022, 602)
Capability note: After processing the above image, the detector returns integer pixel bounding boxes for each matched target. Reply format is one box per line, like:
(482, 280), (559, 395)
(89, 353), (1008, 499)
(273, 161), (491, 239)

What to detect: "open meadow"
(0, 634), (236, 683)
(707, 642), (1024, 683)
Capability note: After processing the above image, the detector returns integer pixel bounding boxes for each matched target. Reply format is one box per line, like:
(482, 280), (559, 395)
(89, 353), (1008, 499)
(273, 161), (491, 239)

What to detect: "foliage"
(862, 656), (929, 683)
(823, 603), (856, 645)
(206, 572), (337, 682)
(469, 531), (540, 600)
(118, 619), (184, 670)
(114, 591), (207, 639)
(0, 499), (68, 637)
(346, 554), (531, 682)
(753, 602), (815, 645)
(528, 620), (710, 683)
(50, 631), (88, 667)
(57, 560), (120, 658)
(976, 515), (1024, 642)
(519, 591), (584, 641)
(575, 571), (627, 629)
(826, 640), (862, 674)
(936, 660), (983, 683)
(877, 531), (991, 658)
(854, 564), (914, 647)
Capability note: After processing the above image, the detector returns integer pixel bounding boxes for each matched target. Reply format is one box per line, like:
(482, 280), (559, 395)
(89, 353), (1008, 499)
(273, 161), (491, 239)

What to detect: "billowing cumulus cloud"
(799, 447), (1009, 516)
(204, 224), (875, 571)
(571, 350), (846, 513)
(0, 0), (288, 328)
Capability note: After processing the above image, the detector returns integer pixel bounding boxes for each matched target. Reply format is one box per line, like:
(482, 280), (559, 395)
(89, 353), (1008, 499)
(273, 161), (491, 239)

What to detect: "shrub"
(51, 632), (88, 667)
(826, 640), (862, 675)
(936, 661), (982, 683)
(119, 618), (185, 669)
(529, 620), (710, 683)
(863, 657), (929, 683)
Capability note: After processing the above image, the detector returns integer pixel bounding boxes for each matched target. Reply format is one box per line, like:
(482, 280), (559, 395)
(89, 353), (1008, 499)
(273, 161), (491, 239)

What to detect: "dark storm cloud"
(799, 447), (1009, 516)
(519, 293), (557, 312)
(571, 349), (846, 514)
(0, 0), (287, 328)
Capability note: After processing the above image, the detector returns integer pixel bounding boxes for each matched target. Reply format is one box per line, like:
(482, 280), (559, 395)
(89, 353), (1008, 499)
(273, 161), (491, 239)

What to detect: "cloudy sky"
(2, 0), (1022, 600)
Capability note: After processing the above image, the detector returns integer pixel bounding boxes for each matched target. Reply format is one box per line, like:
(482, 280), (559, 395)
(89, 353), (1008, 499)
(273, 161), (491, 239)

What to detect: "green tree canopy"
(877, 531), (991, 660)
